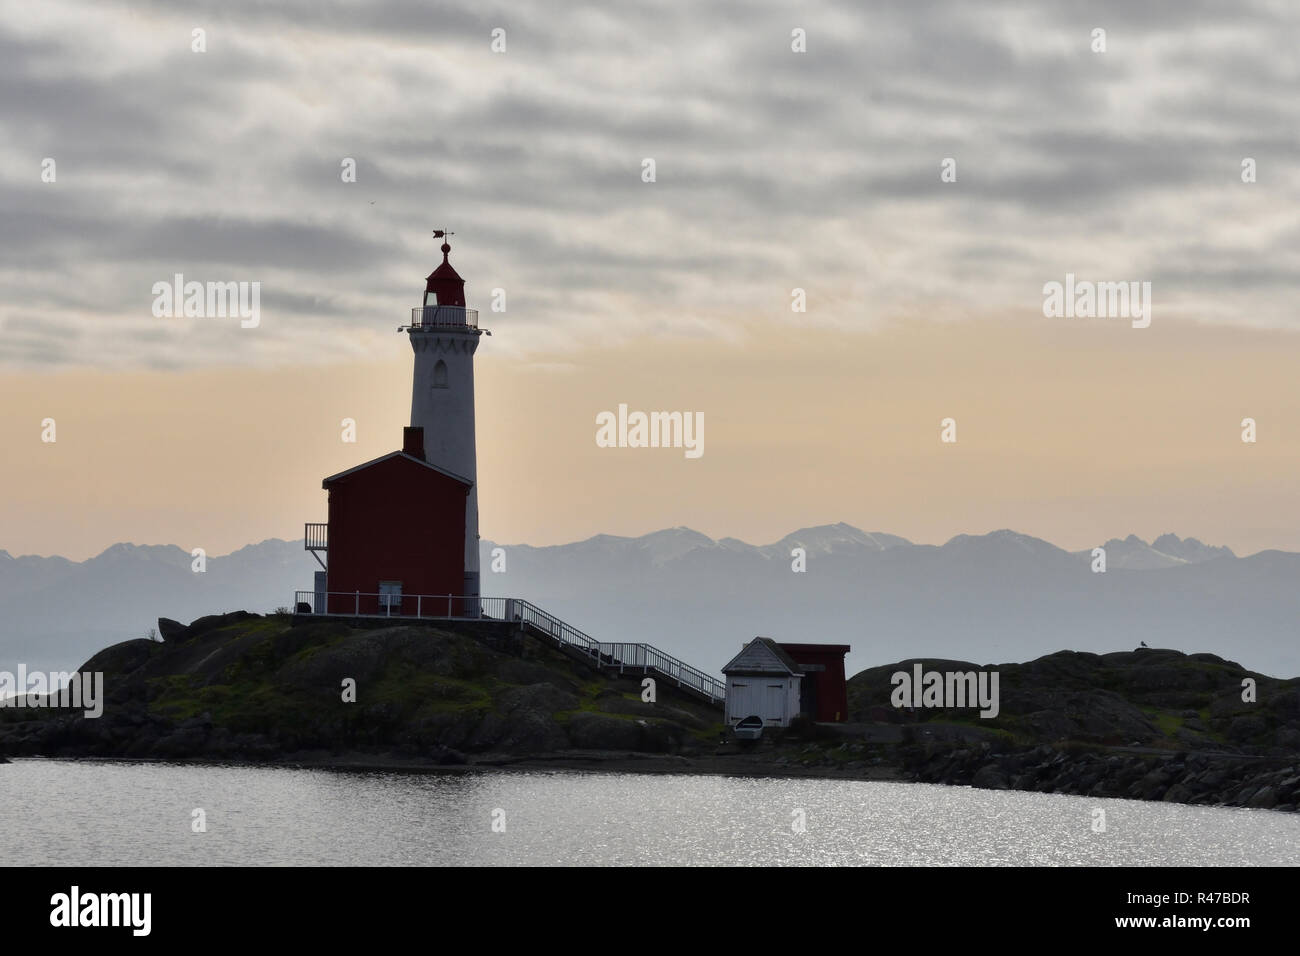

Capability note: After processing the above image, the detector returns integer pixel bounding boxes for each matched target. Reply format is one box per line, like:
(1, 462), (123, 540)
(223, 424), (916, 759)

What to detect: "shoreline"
(1, 749), (905, 781)
(7, 748), (1298, 813)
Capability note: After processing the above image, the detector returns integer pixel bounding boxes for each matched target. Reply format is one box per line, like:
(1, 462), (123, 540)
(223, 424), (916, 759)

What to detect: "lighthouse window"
(433, 360), (448, 388)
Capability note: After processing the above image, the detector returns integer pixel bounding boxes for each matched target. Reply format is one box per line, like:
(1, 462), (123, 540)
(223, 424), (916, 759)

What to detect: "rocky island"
(2, 612), (1297, 812)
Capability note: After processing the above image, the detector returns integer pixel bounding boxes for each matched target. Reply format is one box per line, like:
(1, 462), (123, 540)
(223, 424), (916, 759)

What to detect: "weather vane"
(432, 228), (454, 240)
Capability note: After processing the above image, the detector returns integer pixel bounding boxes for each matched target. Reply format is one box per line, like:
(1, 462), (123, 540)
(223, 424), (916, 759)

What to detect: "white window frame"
(378, 581), (403, 615)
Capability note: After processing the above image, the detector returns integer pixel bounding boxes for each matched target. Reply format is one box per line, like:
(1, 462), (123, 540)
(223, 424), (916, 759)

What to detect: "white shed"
(722, 637), (804, 727)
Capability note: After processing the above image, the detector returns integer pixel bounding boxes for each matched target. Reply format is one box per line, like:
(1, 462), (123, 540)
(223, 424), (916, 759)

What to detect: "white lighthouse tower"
(402, 230), (484, 599)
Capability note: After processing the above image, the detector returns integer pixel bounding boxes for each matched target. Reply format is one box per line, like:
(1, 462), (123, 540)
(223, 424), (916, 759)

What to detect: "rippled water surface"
(3, 759), (1298, 865)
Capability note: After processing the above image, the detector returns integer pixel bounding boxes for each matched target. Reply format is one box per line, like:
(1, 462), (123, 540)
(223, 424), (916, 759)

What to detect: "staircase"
(508, 598), (725, 707)
(292, 591), (726, 707)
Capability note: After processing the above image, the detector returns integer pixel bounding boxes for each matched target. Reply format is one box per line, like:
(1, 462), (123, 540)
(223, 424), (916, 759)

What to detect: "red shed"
(776, 642), (851, 722)
(322, 426), (471, 616)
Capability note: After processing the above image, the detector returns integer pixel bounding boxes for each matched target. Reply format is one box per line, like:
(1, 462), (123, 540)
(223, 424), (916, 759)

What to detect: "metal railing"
(505, 600), (724, 702)
(304, 523), (327, 551)
(295, 591), (495, 619)
(592, 640), (726, 702)
(291, 591), (725, 703)
(404, 306), (479, 330)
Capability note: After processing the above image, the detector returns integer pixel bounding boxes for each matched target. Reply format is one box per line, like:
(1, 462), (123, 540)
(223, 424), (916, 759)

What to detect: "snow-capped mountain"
(1072, 533), (1237, 570)
(2, 526), (1296, 681)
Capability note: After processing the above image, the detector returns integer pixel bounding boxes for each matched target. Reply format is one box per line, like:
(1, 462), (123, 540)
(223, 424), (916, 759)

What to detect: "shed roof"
(777, 643), (852, 657)
(721, 637), (804, 676)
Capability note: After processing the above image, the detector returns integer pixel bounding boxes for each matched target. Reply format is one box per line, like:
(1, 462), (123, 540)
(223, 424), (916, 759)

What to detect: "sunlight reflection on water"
(5, 759), (1298, 866)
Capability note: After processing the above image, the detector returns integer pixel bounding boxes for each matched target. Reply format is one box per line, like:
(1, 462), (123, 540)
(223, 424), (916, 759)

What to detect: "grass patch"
(1142, 707), (1184, 738)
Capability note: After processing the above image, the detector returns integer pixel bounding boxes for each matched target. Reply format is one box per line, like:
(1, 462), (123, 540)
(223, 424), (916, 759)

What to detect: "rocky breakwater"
(903, 743), (1300, 810)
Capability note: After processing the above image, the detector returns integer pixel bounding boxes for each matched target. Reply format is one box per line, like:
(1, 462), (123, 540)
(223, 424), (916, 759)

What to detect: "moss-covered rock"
(0, 613), (718, 761)
(849, 647), (1298, 754)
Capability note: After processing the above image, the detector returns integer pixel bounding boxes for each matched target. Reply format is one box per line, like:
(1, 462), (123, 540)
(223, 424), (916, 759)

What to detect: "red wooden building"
(319, 426), (472, 616)
(777, 642), (852, 723)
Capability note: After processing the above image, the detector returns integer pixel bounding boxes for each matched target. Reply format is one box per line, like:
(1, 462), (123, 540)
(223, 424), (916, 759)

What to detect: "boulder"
(971, 764), (1009, 790)
(1162, 783), (1195, 803)
(1133, 768), (1172, 799)
(157, 618), (190, 643)
(1276, 727), (1300, 751)
(1227, 714), (1267, 744)
(566, 712), (648, 751)
(78, 639), (158, 678)
(186, 611), (257, 639)
(1246, 786), (1278, 809)
(467, 683), (575, 753)
(431, 745), (468, 765)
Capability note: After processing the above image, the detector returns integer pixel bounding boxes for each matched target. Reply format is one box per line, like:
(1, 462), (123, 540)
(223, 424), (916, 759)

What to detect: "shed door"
(728, 681), (753, 724)
(766, 683), (785, 724)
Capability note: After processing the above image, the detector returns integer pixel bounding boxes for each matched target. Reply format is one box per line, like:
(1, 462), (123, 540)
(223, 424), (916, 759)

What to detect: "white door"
(728, 680), (756, 724)
(379, 581), (402, 615)
(766, 683), (786, 725)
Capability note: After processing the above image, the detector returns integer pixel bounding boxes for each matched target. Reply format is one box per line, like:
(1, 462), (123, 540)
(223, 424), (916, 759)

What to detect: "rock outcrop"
(0, 614), (720, 761)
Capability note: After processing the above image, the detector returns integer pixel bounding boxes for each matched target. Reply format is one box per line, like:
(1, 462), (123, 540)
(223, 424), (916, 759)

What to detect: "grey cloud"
(1, 0), (1297, 368)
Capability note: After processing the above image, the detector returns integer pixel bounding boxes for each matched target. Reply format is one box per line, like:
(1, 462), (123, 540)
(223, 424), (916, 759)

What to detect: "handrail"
(404, 306), (479, 330)
(295, 591), (492, 620)
(291, 591), (725, 702)
(508, 598), (723, 700)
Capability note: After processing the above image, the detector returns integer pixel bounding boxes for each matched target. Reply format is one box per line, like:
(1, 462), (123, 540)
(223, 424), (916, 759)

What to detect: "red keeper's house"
(314, 426), (472, 616)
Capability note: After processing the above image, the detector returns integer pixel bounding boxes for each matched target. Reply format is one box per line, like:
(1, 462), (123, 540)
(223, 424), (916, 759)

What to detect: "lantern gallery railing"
(403, 306), (479, 330)
(291, 591), (725, 703)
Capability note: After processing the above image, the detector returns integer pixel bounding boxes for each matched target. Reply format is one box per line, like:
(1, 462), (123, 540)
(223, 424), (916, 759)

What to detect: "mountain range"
(2, 525), (1297, 679)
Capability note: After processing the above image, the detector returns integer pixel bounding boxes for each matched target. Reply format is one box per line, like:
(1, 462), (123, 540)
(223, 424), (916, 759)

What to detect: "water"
(2, 759), (1297, 866)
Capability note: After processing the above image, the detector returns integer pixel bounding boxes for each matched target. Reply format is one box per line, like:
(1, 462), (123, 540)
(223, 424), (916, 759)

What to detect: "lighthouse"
(302, 231), (484, 618)
(404, 231), (484, 599)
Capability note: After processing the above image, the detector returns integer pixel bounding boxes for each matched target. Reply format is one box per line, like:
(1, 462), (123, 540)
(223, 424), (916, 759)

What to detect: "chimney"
(403, 426), (425, 460)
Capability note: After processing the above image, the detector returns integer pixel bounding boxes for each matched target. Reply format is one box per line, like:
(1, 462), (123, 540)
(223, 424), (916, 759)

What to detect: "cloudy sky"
(3, 0), (1298, 559)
